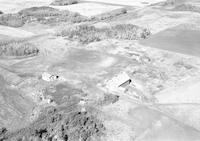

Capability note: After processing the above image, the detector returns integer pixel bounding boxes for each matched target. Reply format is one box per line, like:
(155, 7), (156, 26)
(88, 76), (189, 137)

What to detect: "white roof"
(106, 72), (130, 92)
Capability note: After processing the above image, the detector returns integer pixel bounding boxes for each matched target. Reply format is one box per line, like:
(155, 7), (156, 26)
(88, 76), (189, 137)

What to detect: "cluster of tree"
(0, 42), (39, 57)
(51, 0), (78, 6)
(58, 24), (151, 44)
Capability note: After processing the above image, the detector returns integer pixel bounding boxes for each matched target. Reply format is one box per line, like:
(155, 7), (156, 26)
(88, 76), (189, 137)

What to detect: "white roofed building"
(105, 72), (131, 92)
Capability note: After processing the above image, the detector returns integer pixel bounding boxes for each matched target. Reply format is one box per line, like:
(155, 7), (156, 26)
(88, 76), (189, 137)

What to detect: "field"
(0, 25), (35, 38)
(0, 0), (53, 13)
(81, 0), (165, 7)
(140, 26), (200, 57)
(51, 3), (123, 17)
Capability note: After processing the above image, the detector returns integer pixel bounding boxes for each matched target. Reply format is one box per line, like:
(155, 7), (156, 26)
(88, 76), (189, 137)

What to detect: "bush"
(0, 41), (39, 56)
(158, 0), (186, 7)
(0, 6), (88, 27)
(18, 6), (61, 17)
(163, 0), (184, 6)
(18, 6), (88, 24)
(0, 127), (7, 141)
(93, 8), (127, 20)
(173, 4), (200, 13)
(165, 0), (177, 5)
(57, 24), (151, 44)
(51, 0), (78, 6)
(18, 6), (61, 23)
(0, 11), (3, 14)
(109, 24), (151, 40)
(0, 14), (24, 27)
(58, 24), (103, 44)
(173, 60), (194, 70)
(57, 12), (88, 23)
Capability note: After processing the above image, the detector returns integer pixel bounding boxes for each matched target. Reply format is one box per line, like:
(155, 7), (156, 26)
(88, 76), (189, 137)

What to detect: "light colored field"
(139, 115), (200, 141)
(82, 0), (165, 7)
(156, 78), (200, 104)
(113, 9), (198, 34)
(0, 0), (53, 13)
(0, 25), (35, 38)
(158, 104), (200, 130)
(51, 3), (123, 17)
(97, 56), (116, 67)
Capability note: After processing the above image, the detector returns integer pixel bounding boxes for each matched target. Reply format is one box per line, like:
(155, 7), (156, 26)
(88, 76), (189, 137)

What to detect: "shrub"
(0, 42), (39, 56)
(0, 6), (88, 27)
(18, 6), (61, 23)
(0, 14), (24, 27)
(158, 0), (186, 7)
(165, 0), (177, 5)
(173, 60), (194, 70)
(163, 0), (185, 6)
(18, 6), (61, 17)
(68, 14), (88, 23)
(58, 24), (103, 44)
(173, 4), (200, 13)
(57, 24), (151, 44)
(57, 12), (88, 23)
(109, 24), (151, 40)
(0, 11), (3, 14)
(0, 127), (7, 141)
(94, 8), (127, 20)
(18, 6), (88, 24)
(51, 0), (78, 6)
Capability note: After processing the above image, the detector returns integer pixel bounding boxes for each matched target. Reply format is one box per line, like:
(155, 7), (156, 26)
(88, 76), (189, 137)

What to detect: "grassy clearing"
(0, 41), (39, 56)
(51, 0), (78, 6)
(57, 24), (151, 44)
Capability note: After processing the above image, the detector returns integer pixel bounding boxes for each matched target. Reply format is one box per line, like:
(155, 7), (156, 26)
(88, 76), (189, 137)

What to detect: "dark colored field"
(140, 27), (200, 57)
